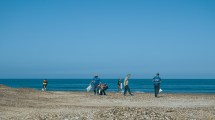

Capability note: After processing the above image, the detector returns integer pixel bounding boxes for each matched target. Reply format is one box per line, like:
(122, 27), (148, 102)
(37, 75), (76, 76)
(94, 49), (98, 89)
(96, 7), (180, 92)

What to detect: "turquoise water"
(0, 79), (215, 94)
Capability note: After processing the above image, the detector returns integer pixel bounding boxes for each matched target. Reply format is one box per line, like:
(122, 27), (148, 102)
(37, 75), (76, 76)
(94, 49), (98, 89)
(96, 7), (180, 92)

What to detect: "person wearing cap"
(91, 75), (101, 95)
(152, 73), (162, 97)
(124, 74), (133, 96)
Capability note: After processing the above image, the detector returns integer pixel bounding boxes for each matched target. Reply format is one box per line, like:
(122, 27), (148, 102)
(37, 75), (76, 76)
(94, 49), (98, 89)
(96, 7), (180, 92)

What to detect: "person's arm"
(159, 77), (162, 83)
(152, 77), (155, 82)
(91, 80), (95, 85)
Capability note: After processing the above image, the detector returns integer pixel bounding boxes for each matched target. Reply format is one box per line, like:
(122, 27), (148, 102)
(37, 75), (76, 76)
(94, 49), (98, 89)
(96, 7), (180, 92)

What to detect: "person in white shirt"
(123, 74), (133, 96)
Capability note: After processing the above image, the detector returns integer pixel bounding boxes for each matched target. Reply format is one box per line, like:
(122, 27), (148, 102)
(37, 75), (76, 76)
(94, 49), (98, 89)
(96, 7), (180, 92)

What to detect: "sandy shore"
(0, 85), (215, 120)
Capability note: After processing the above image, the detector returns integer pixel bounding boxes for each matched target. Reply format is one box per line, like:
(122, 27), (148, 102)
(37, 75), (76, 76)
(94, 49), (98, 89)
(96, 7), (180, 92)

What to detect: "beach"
(0, 85), (215, 120)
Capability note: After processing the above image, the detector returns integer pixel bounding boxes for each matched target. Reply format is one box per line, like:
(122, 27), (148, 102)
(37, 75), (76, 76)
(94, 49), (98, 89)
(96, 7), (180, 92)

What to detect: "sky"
(0, 0), (215, 79)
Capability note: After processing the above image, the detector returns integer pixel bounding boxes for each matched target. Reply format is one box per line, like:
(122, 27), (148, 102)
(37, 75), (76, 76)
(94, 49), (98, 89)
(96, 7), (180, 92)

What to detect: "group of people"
(117, 74), (133, 96)
(91, 75), (109, 95)
(90, 73), (162, 97)
(42, 73), (162, 97)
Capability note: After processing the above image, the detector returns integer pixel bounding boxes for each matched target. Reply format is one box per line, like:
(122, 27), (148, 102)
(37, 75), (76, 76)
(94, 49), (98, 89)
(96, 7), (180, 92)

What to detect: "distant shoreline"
(1, 78), (215, 79)
(1, 79), (215, 94)
(1, 84), (215, 95)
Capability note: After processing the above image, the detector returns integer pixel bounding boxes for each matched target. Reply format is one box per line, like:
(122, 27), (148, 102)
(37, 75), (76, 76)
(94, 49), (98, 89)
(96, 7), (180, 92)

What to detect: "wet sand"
(0, 84), (215, 120)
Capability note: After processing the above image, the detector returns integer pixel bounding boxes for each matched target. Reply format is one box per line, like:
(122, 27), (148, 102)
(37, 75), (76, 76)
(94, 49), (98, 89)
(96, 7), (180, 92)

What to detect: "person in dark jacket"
(152, 73), (162, 97)
(91, 75), (101, 95)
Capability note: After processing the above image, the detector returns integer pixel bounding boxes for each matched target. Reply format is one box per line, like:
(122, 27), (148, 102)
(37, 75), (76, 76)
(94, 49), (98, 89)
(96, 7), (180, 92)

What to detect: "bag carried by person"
(159, 88), (163, 93)
(86, 84), (92, 92)
(120, 83), (123, 89)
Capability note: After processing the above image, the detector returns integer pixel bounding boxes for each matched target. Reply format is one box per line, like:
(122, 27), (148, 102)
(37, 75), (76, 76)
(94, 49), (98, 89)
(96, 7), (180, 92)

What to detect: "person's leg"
(100, 89), (103, 95)
(43, 85), (46, 91)
(127, 86), (133, 95)
(93, 86), (97, 95)
(44, 85), (47, 91)
(154, 84), (157, 97)
(96, 87), (100, 95)
(103, 90), (106, 95)
(102, 88), (106, 95)
(124, 85), (128, 95)
(157, 84), (160, 96)
(42, 85), (44, 91)
(155, 85), (159, 97)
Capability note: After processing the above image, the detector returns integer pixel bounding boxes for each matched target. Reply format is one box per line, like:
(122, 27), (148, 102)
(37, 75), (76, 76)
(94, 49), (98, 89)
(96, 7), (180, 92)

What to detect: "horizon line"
(0, 78), (215, 80)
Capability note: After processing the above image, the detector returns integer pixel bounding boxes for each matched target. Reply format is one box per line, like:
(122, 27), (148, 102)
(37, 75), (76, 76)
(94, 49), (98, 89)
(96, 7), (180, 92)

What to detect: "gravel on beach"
(0, 84), (215, 120)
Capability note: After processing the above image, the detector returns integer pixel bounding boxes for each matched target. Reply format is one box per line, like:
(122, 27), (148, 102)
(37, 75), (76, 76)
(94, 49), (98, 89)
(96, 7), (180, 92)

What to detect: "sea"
(0, 79), (215, 94)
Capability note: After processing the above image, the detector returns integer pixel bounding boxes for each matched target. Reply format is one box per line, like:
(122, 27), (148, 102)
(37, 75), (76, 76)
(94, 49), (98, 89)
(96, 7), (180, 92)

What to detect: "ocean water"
(0, 79), (215, 94)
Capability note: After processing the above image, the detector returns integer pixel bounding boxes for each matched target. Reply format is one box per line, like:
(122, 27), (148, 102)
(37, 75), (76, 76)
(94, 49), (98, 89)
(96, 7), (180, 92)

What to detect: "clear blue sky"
(0, 0), (215, 79)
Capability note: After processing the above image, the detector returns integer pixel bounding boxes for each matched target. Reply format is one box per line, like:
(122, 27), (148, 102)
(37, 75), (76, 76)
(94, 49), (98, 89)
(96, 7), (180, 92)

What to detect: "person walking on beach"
(91, 75), (101, 95)
(124, 74), (133, 96)
(42, 79), (48, 91)
(152, 73), (162, 97)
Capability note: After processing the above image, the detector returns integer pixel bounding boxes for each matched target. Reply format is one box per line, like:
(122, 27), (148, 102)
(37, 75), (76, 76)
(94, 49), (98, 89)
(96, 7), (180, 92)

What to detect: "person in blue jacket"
(91, 75), (101, 95)
(152, 73), (162, 97)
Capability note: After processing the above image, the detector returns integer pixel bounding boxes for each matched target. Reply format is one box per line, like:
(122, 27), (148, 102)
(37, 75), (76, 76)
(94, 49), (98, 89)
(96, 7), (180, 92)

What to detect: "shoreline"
(1, 78), (215, 94)
(51, 90), (215, 95)
(2, 85), (215, 95)
(0, 84), (215, 119)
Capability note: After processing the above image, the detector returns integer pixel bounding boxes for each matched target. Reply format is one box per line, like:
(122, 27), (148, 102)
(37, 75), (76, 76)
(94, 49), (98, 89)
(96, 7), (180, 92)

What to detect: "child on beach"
(42, 79), (48, 91)
(117, 78), (122, 92)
